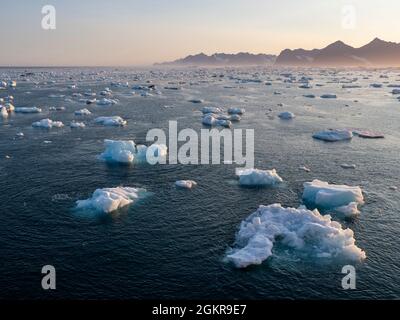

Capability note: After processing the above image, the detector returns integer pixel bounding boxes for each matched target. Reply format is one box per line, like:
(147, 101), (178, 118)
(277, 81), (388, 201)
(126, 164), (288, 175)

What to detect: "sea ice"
(0, 106), (8, 118)
(225, 203), (366, 268)
(96, 98), (118, 106)
(313, 129), (353, 142)
(302, 179), (364, 210)
(74, 108), (92, 116)
(70, 121), (85, 128)
(94, 116), (127, 126)
(202, 107), (222, 114)
(175, 180), (197, 189)
(100, 139), (168, 164)
(334, 202), (360, 217)
(236, 168), (283, 186)
(228, 107), (245, 115)
(15, 107), (42, 113)
(32, 119), (64, 128)
(75, 187), (145, 213)
(278, 111), (295, 120)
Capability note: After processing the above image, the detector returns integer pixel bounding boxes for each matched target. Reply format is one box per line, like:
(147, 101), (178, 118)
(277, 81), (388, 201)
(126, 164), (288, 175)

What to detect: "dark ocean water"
(0, 67), (400, 299)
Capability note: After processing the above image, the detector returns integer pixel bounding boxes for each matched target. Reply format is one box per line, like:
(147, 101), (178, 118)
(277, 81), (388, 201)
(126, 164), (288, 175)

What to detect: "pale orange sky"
(0, 0), (399, 66)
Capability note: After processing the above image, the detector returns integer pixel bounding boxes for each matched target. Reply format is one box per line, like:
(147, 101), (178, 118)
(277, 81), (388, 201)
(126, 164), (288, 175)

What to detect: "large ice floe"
(76, 187), (145, 213)
(225, 204), (366, 268)
(313, 129), (353, 142)
(99, 139), (168, 164)
(74, 108), (92, 116)
(302, 180), (364, 215)
(94, 116), (127, 126)
(236, 168), (283, 186)
(32, 119), (64, 128)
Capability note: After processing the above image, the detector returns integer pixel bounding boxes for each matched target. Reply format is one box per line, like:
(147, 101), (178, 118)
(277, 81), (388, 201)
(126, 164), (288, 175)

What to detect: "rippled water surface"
(1, 67), (400, 299)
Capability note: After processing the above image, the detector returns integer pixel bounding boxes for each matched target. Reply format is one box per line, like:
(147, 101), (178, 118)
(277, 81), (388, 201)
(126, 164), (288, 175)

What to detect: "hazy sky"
(0, 0), (399, 66)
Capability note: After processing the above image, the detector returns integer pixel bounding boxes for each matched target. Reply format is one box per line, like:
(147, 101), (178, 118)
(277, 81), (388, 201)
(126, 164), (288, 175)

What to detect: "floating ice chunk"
(313, 129), (353, 142)
(353, 130), (384, 139)
(75, 187), (145, 213)
(303, 94), (316, 98)
(202, 114), (216, 126)
(100, 140), (167, 164)
(302, 179), (364, 209)
(175, 180), (197, 189)
(299, 166), (311, 172)
(228, 107), (245, 115)
(334, 202), (360, 217)
(225, 203), (366, 268)
(100, 140), (136, 163)
(391, 89), (400, 95)
(15, 107), (42, 113)
(70, 121), (85, 128)
(94, 116), (127, 126)
(370, 83), (382, 88)
(229, 114), (241, 122)
(202, 107), (222, 114)
(236, 168), (283, 186)
(49, 106), (65, 111)
(32, 119), (64, 129)
(74, 108), (92, 116)
(278, 111), (295, 120)
(97, 98), (117, 106)
(320, 94), (337, 99)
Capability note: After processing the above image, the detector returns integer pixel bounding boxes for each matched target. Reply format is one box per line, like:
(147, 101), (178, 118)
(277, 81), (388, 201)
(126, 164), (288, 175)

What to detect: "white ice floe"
(313, 129), (353, 142)
(94, 116), (127, 126)
(175, 180), (197, 189)
(202, 107), (222, 114)
(99, 139), (168, 164)
(75, 187), (145, 213)
(70, 121), (85, 128)
(74, 108), (92, 116)
(96, 98), (118, 106)
(202, 114), (232, 127)
(15, 107), (42, 113)
(225, 203), (366, 268)
(32, 119), (64, 129)
(236, 168), (283, 186)
(302, 180), (364, 210)
(320, 94), (337, 99)
(228, 107), (245, 115)
(334, 202), (360, 217)
(278, 111), (295, 120)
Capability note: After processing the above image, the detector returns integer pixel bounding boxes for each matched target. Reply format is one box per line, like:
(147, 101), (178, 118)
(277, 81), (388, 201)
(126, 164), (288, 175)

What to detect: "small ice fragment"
(175, 180), (197, 189)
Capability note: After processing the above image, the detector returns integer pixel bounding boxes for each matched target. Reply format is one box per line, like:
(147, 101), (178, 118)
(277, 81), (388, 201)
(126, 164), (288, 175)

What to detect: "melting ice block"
(100, 139), (168, 164)
(313, 129), (353, 142)
(236, 168), (283, 186)
(225, 204), (366, 268)
(302, 179), (364, 210)
(32, 119), (64, 128)
(94, 116), (127, 126)
(175, 180), (197, 189)
(76, 187), (145, 213)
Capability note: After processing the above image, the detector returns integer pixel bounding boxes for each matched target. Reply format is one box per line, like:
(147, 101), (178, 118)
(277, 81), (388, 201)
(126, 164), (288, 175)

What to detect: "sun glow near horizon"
(0, 0), (399, 66)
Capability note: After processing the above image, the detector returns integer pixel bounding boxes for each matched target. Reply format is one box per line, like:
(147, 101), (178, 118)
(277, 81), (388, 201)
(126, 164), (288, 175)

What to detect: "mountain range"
(275, 38), (400, 67)
(157, 38), (400, 67)
(156, 52), (276, 66)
